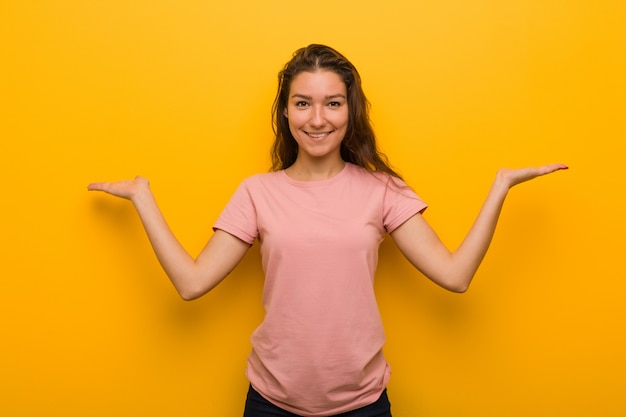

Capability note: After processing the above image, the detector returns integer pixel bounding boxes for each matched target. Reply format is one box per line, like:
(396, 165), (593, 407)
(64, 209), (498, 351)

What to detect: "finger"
(87, 182), (110, 191)
(537, 163), (569, 176)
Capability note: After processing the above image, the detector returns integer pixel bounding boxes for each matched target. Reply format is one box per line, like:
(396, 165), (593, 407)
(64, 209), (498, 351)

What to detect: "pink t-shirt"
(213, 163), (427, 416)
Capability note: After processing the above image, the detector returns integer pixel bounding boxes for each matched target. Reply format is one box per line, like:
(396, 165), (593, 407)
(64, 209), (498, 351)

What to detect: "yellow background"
(1, 1), (624, 416)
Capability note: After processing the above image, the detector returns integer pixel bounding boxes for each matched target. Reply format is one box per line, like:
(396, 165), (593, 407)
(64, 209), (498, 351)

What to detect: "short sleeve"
(212, 180), (258, 245)
(382, 176), (428, 233)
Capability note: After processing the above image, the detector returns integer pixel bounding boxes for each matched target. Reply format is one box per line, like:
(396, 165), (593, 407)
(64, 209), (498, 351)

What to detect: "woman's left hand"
(497, 163), (568, 189)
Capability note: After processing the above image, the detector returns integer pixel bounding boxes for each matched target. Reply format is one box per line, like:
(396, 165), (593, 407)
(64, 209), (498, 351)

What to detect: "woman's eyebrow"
(290, 93), (347, 100)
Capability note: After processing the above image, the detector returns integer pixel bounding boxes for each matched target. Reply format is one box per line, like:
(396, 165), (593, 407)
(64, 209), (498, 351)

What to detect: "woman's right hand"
(87, 176), (150, 202)
(87, 175), (250, 300)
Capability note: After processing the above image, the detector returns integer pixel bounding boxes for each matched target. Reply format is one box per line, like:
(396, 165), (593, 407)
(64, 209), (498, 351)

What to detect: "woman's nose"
(310, 106), (327, 127)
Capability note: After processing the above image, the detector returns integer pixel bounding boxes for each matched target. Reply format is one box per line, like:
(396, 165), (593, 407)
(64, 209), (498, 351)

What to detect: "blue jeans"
(243, 385), (393, 417)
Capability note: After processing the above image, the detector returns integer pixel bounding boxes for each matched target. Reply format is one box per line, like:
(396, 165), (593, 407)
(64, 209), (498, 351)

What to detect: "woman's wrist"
(131, 182), (155, 208)
(492, 170), (512, 196)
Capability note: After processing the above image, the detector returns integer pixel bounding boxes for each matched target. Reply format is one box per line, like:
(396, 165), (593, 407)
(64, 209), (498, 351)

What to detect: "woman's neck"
(285, 156), (346, 182)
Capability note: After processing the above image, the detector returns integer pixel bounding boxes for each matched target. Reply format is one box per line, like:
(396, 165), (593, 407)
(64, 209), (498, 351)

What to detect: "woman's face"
(284, 70), (349, 163)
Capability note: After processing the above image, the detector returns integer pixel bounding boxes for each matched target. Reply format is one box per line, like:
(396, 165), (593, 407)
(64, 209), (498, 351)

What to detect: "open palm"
(87, 176), (150, 201)
(498, 164), (568, 189)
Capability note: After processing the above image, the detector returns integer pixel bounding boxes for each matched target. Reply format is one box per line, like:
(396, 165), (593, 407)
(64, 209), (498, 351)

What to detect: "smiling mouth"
(306, 131), (333, 139)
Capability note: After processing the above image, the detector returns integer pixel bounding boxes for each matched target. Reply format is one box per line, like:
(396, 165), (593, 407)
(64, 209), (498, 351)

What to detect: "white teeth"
(308, 132), (328, 138)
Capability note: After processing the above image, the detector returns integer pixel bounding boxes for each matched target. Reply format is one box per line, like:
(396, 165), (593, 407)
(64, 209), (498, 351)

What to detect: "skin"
(283, 70), (349, 181)
(88, 70), (567, 299)
(390, 165), (567, 292)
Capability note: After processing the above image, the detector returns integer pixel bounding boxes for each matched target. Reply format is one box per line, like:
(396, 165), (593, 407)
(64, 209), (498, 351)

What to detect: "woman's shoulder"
(346, 164), (422, 204)
(345, 163), (406, 186)
(240, 170), (286, 188)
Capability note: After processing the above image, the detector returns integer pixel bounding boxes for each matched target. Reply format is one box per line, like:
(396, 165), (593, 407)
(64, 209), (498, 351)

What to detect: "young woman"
(88, 44), (567, 417)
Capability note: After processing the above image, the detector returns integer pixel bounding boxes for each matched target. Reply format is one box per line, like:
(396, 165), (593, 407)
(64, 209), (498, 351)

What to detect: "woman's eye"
(328, 101), (342, 108)
(295, 101), (309, 107)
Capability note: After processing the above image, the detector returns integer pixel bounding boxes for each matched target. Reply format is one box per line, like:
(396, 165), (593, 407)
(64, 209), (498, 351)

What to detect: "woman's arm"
(88, 176), (250, 300)
(390, 164), (567, 293)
